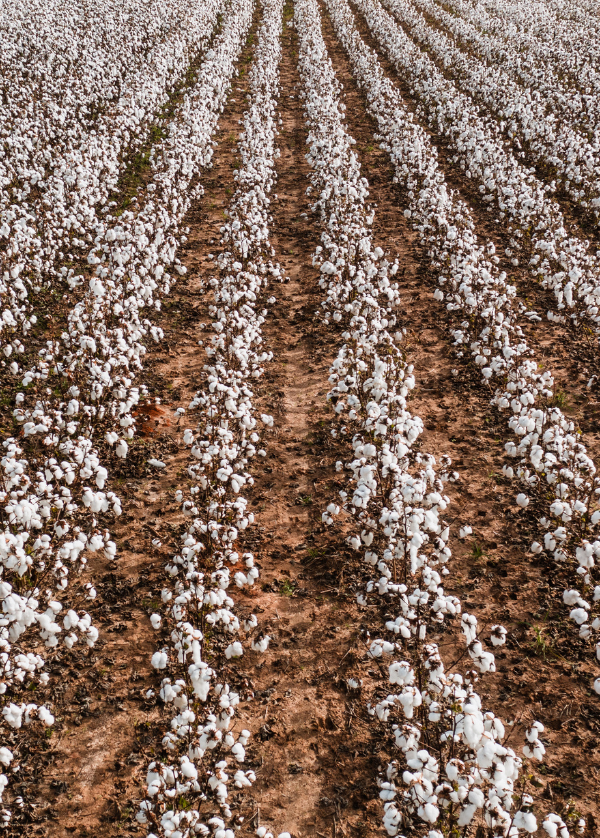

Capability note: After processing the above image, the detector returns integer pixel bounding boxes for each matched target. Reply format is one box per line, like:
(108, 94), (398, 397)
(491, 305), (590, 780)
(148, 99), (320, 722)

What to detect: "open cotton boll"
(513, 811), (538, 833)
(459, 525), (472, 538)
(225, 642), (243, 659)
(115, 440), (128, 458)
(0, 749), (13, 767)
(151, 650), (168, 670)
(148, 458), (166, 469)
(542, 814), (570, 838)
(516, 493), (529, 508)
(150, 614), (162, 630)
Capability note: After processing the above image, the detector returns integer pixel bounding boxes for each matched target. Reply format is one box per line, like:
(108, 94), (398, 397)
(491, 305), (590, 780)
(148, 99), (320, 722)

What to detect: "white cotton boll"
(225, 642), (243, 659)
(570, 608), (588, 625)
(180, 757), (198, 780)
(542, 820), (558, 838)
(277, 833), (292, 838)
(513, 811), (537, 833)
(459, 525), (472, 538)
(516, 493), (529, 508)
(38, 706), (54, 726)
(421, 803), (439, 823)
(563, 589), (584, 606)
(148, 459), (166, 469)
(150, 614), (162, 630)
(251, 635), (270, 653)
(116, 440), (128, 458)
(490, 625), (507, 646)
(151, 651), (168, 670)
(0, 748), (12, 767)
(530, 541), (543, 554)
(231, 743), (245, 762)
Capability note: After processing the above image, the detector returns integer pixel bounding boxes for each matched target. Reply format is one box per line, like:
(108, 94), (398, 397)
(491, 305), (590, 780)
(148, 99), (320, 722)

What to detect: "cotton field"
(0, 0), (599, 836)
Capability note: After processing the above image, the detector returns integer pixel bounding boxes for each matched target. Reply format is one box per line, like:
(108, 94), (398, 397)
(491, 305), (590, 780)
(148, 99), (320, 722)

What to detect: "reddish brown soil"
(11, 1), (600, 836)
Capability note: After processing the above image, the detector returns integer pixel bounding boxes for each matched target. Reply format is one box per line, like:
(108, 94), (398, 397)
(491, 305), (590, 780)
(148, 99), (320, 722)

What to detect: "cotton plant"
(137, 0), (286, 833)
(323, 0), (600, 692)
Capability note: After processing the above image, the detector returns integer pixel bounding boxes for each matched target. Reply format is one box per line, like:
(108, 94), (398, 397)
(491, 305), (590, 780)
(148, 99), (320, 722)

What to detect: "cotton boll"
(530, 541), (543, 554)
(151, 651), (168, 670)
(516, 493), (529, 508)
(225, 642), (243, 659)
(490, 625), (507, 646)
(116, 440), (128, 458)
(513, 811), (537, 833)
(150, 614), (162, 630)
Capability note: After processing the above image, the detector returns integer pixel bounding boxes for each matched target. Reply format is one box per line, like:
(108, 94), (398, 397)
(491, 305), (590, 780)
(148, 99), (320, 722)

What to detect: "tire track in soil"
(25, 11), (265, 837)
(317, 0), (600, 827)
(344, 0), (600, 455)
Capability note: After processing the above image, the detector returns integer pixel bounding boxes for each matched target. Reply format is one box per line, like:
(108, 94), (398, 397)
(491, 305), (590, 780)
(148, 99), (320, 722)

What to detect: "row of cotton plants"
(135, 1), (291, 836)
(411, 0), (600, 169)
(295, 1), (577, 835)
(415, 0), (600, 155)
(480, 0), (600, 50)
(325, 0), (600, 691)
(0, 0), (225, 365)
(351, 0), (600, 338)
(437, 0), (600, 165)
(0, 0), (256, 824)
(383, 0), (600, 233)
(440, 0), (600, 107)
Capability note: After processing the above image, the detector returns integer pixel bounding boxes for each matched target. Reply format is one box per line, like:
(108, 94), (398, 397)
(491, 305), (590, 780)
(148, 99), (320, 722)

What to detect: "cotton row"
(137, 0), (286, 835)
